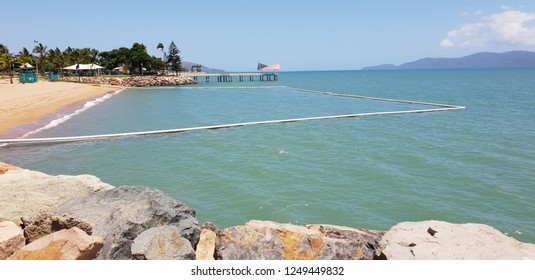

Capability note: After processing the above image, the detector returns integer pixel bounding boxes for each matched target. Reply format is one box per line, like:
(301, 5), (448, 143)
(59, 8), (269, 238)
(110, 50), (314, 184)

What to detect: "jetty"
(187, 72), (278, 83)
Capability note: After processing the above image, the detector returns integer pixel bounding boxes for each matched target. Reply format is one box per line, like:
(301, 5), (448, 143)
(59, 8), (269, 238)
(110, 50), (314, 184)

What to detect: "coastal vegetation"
(0, 41), (184, 76)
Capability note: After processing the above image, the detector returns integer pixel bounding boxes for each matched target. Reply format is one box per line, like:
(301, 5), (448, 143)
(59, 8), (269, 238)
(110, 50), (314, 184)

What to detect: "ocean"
(1, 69), (534, 243)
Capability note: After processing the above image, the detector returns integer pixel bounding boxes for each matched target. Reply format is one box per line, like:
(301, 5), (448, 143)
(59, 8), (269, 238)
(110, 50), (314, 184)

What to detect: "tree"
(0, 44), (9, 71)
(167, 41), (181, 75)
(89, 48), (100, 64)
(17, 47), (35, 66)
(47, 47), (66, 72)
(191, 65), (202, 72)
(99, 47), (130, 71)
(128, 43), (152, 74)
(150, 55), (166, 74)
(0, 44), (8, 55)
(32, 42), (47, 74)
(0, 45), (15, 84)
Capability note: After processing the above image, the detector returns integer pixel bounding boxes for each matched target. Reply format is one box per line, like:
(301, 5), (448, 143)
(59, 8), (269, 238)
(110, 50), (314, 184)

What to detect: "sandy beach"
(0, 78), (118, 137)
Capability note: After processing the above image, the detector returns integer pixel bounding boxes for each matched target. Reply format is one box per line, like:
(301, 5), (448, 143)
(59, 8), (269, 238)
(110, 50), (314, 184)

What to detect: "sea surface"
(1, 69), (534, 243)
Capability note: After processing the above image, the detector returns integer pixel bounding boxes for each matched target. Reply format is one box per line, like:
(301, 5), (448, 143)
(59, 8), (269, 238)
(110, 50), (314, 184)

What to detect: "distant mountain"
(363, 51), (535, 70)
(182, 61), (225, 73)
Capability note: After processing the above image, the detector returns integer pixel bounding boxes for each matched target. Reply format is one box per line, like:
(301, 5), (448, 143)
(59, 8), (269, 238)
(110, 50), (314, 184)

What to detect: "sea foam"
(21, 88), (124, 139)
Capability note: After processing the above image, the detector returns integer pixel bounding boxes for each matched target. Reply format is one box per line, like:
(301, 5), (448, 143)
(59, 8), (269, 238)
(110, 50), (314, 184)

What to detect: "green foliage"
(63, 47), (100, 65)
(0, 53), (14, 72)
(17, 47), (35, 66)
(47, 47), (65, 72)
(0, 44), (8, 55)
(1, 41), (186, 75)
(128, 43), (152, 74)
(32, 42), (48, 74)
(99, 47), (130, 70)
(150, 55), (166, 73)
(191, 64), (202, 72)
(167, 41), (182, 74)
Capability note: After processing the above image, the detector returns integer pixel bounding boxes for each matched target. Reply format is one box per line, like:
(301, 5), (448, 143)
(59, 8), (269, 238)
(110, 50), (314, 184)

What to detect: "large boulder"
(0, 169), (114, 224)
(9, 227), (103, 260)
(213, 220), (384, 260)
(21, 212), (92, 244)
(131, 225), (195, 260)
(0, 221), (25, 260)
(52, 186), (200, 260)
(378, 220), (535, 260)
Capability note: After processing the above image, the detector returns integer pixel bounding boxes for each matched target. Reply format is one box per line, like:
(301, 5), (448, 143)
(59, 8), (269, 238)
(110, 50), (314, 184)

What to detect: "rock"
(0, 221), (25, 260)
(195, 222), (219, 260)
(0, 162), (21, 175)
(21, 212), (92, 244)
(0, 169), (114, 225)
(52, 186), (200, 260)
(214, 220), (384, 260)
(9, 227), (103, 260)
(131, 225), (195, 260)
(60, 75), (197, 87)
(378, 220), (535, 260)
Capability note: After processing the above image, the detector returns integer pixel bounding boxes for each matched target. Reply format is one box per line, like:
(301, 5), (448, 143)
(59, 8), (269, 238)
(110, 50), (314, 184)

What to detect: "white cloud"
(461, 10), (482, 16)
(441, 9), (535, 47)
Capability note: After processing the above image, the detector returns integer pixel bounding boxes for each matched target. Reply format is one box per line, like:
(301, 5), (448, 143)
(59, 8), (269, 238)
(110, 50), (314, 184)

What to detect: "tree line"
(0, 41), (183, 75)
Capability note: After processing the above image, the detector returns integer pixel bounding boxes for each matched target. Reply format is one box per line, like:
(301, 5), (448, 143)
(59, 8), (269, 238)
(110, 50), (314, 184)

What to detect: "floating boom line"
(0, 87), (464, 145)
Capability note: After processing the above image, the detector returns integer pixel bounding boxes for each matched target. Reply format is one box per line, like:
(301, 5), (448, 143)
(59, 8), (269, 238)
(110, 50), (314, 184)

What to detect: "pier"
(187, 72), (278, 83)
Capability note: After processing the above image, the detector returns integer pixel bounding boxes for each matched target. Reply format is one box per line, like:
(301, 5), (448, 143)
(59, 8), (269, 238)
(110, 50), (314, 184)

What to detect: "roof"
(260, 63), (280, 71)
(64, 63), (104, 70)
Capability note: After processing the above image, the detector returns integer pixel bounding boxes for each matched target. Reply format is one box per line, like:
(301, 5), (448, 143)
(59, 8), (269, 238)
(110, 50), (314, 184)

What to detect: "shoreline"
(0, 74), (196, 139)
(0, 79), (120, 139)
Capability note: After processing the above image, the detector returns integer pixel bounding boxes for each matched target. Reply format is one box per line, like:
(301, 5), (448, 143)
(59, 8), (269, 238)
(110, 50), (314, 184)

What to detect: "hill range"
(362, 51), (535, 70)
(182, 61), (225, 73)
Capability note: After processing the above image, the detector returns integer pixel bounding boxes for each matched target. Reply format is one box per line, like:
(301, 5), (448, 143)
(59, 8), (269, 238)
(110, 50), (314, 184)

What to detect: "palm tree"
(89, 48), (100, 64)
(0, 44), (8, 55)
(47, 48), (66, 72)
(0, 48), (15, 84)
(64, 47), (83, 65)
(32, 42), (47, 75)
(17, 47), (35, 66)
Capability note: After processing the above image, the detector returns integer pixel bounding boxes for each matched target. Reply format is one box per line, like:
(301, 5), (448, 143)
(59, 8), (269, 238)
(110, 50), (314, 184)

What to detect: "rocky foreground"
(1, 162), (534, 260)
(60, 74), (197, 87)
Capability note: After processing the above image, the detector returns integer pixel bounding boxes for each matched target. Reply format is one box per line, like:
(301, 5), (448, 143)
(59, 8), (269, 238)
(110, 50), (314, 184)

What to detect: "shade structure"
(64, 63), (104, 70)
(20, 62), (35, 69)
(113, 65), (128, 73)
(259, 63), (280, 71)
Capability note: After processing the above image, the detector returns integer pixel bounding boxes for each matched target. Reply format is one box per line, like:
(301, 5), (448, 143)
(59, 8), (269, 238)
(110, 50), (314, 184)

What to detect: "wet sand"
(0, 79), (119, 136)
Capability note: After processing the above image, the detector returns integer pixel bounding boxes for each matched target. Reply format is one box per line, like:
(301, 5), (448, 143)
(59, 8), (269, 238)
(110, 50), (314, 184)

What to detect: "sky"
(2, 0), (535, 71)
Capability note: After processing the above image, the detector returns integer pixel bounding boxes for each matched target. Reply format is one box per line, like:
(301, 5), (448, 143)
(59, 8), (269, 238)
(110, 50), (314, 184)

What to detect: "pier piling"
(187, 72), (278, 83)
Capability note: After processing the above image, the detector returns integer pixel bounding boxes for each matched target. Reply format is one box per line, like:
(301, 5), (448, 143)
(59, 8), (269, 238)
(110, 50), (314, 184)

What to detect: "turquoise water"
(1, 70), (534, 243)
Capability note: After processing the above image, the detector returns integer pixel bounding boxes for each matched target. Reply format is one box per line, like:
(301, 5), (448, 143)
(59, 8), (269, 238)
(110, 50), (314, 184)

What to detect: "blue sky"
(2, 0), (535, 71)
